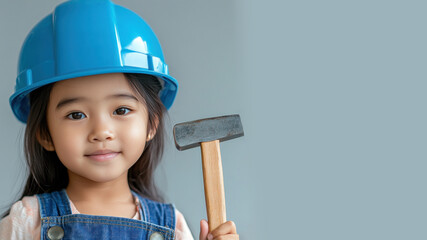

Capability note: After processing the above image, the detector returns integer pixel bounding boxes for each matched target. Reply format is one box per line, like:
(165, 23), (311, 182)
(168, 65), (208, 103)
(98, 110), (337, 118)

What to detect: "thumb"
(199, 219), (209, 240)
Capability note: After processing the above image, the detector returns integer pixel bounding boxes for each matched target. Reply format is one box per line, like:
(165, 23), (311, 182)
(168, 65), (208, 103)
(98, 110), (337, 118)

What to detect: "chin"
(84, 173), (125, 183)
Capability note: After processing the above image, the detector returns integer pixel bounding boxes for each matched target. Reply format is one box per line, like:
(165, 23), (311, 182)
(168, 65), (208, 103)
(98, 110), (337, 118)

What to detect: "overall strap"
(135, 194), (176, 231)
(37, 189), (72, 218)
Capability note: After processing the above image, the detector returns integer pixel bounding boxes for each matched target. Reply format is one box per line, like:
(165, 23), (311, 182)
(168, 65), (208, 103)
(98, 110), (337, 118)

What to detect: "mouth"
(85, 150), (120, 162)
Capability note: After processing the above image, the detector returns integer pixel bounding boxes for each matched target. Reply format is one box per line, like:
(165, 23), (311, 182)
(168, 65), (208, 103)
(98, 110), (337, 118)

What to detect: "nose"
(88, 116), (115, 143)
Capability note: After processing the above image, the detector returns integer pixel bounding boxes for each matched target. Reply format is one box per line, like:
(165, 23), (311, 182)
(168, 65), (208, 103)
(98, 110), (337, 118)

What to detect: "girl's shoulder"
(132, 194), (194, 239)
(0, 195), (41, 239)
(174, 209), (194, 240)
(133, 193), (176, 225)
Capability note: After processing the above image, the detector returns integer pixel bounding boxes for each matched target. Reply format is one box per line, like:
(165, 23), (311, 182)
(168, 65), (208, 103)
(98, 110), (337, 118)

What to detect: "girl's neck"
(65, 171), (133, 204)
(65, 171), (138, 218)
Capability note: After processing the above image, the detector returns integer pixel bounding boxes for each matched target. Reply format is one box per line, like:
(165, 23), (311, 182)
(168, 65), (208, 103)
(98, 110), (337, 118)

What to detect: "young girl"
(0, 1), (238, 239)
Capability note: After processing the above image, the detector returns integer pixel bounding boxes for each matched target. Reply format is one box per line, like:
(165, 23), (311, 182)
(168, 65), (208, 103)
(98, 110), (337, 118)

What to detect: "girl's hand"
(199, 219), (239, 240)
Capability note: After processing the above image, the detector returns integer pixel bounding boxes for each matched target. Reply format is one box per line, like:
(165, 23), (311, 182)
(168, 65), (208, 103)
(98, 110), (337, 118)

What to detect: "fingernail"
(208, 234), (213, 240)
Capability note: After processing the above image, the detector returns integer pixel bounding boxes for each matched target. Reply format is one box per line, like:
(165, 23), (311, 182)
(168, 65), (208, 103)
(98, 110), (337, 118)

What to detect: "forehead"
(49, 73), (137, 100)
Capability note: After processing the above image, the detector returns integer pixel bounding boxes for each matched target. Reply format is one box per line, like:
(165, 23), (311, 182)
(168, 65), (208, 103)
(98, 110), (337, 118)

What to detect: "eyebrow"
(55, 94), (139, 110)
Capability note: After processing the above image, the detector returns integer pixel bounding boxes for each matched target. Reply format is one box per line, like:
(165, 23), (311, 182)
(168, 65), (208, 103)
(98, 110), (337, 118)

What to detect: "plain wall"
(1, 0), (427, 239)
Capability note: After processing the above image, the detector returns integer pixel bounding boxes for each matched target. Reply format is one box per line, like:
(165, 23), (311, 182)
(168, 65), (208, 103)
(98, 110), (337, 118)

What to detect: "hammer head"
(173, 114), (244, 151)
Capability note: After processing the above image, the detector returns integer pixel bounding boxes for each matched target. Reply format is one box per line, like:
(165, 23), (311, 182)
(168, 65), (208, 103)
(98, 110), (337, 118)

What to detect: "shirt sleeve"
(175, 209), (194, 240)
(0, 196), (41, 240)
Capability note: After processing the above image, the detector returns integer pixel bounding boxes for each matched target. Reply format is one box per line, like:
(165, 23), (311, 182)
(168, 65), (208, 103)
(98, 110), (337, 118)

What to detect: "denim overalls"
(36, 190), (176, 240)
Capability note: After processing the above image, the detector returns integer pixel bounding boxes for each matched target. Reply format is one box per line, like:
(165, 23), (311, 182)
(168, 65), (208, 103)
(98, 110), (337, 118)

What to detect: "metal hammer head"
(173, 114), (244, 151)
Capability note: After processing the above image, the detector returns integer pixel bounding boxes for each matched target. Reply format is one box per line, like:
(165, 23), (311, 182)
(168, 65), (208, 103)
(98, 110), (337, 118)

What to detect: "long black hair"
(2, 73), (167, 217)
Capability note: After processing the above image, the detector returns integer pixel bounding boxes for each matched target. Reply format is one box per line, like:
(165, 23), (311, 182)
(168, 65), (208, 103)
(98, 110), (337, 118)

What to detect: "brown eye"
(114, 107), (131, 116)
(67, 112), (86, 120)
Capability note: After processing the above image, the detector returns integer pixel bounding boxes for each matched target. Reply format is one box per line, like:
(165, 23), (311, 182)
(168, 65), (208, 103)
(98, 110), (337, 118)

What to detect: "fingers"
(199, 219), (209, 240)
(208, 221), (238, 240)
(200, 220), (239, 240)
(208, 234), (239, 240)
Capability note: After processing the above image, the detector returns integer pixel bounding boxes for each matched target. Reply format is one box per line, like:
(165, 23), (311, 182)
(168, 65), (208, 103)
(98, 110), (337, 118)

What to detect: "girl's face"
(42, 73), (151, 184)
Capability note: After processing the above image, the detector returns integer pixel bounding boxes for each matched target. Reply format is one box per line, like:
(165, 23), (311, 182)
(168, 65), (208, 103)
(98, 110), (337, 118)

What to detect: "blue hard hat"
(10, 0), (178, 123)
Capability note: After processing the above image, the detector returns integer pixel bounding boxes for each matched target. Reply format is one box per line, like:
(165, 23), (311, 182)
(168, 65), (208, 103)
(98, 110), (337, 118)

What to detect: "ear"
(146, 116), (160, 142)
(36, 130), (55, 151)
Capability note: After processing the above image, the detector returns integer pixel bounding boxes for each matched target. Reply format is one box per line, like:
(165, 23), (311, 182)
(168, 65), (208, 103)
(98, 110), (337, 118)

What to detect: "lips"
(85, 149), (119, 162)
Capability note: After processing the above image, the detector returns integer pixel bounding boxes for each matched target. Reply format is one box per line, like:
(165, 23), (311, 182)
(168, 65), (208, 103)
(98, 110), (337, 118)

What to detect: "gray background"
(1, 0), (426, 239)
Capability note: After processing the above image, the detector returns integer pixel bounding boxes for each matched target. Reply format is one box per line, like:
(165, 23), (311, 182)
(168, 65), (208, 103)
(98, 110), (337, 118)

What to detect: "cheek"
(125, 122), (148, 142)
(120, 121), (148, 155)
(49, 122), (85, 157)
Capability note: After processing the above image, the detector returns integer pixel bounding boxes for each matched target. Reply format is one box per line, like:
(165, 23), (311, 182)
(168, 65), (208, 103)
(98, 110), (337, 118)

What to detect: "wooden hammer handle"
(201, 140), (227, 231)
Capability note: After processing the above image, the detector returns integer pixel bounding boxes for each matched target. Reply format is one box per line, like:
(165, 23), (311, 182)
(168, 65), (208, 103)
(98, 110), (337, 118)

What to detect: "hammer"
(173, 114), (244, 231)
